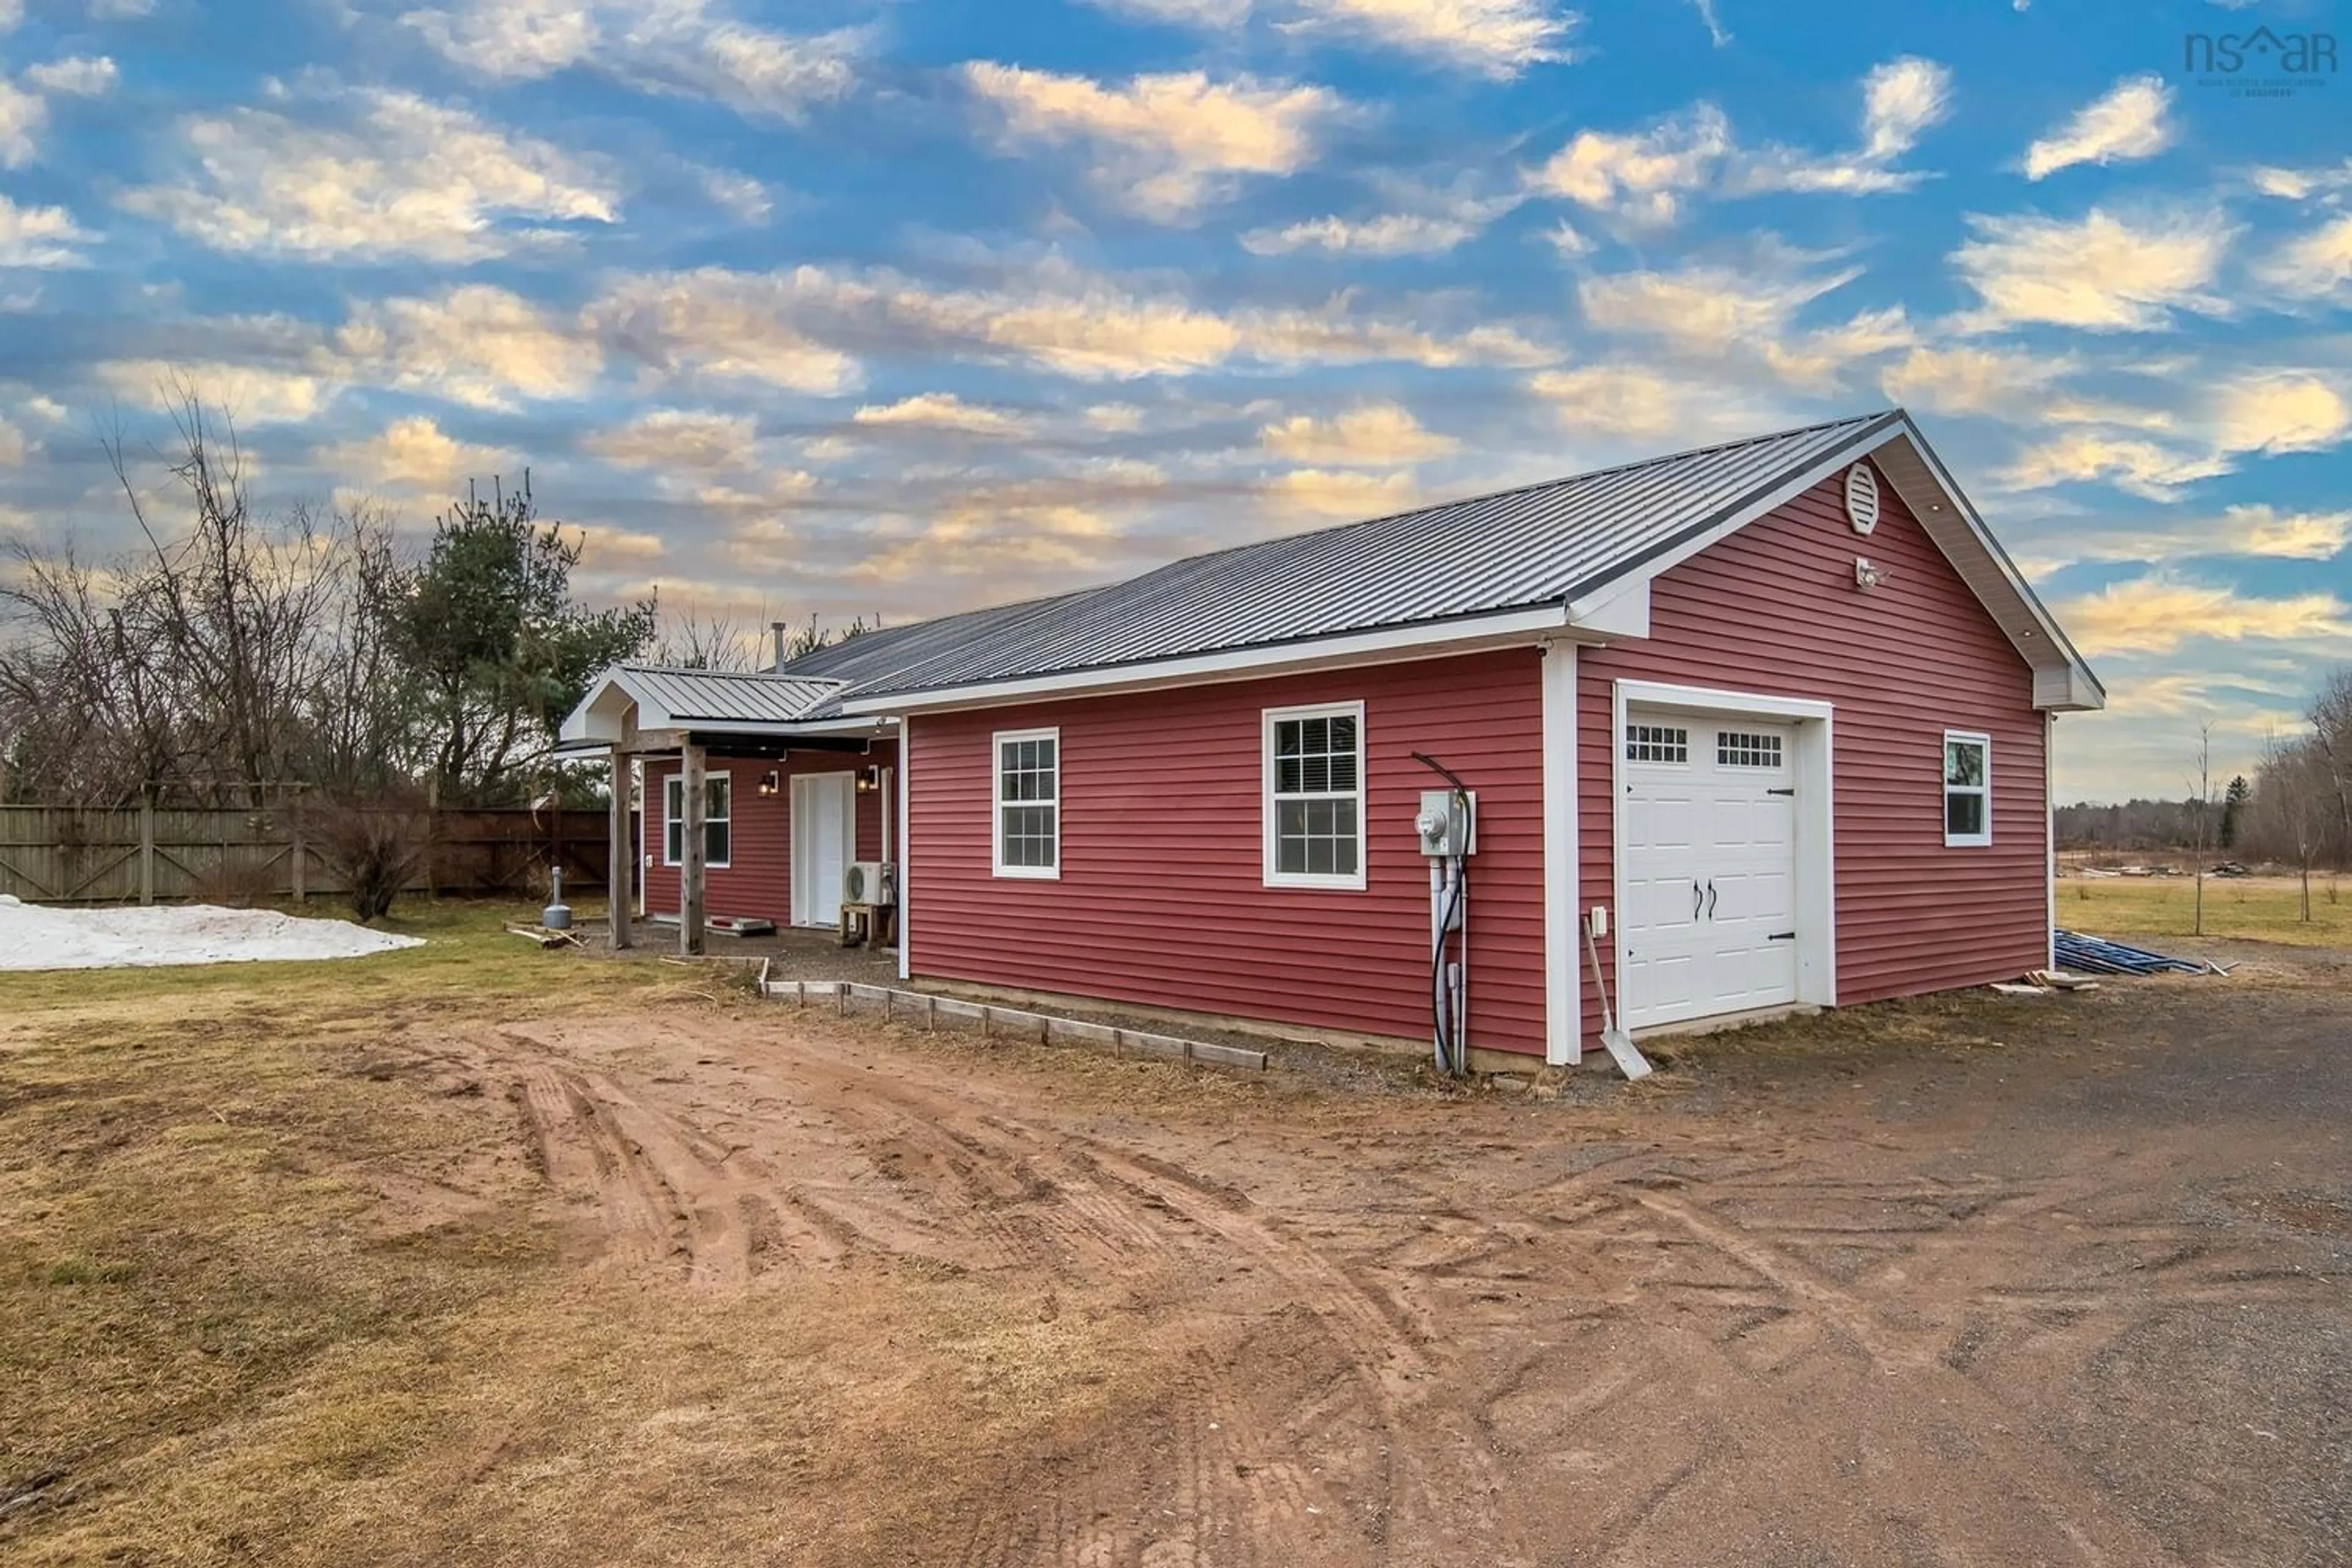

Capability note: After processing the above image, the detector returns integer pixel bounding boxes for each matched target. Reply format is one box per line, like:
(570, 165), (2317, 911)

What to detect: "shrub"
(303, 797), (428, 923)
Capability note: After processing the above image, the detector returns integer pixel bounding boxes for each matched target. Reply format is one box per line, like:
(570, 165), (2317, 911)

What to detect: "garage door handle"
(1692, 880), (1703, 919)
(1706, 880), (1717, 919)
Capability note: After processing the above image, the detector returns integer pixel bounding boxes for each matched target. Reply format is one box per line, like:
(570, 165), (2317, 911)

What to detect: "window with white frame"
(993, 729), (1060, 877)
(662, 771), (733, 869)
(1943, 732), (1991, 847)
(1265, 703), (1365, 888)
(1625, 723), (1689, 763)
(1717, 731), (1784, 769)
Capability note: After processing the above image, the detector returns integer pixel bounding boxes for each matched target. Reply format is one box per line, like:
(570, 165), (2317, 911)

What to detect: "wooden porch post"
(608, 745), (634, 950)
(680, 742), (707, 956)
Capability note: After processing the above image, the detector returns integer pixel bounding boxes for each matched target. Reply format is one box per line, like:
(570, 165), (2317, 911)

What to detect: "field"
(2060, 871), (2350, 946)
(2, 903), (2348, 1564)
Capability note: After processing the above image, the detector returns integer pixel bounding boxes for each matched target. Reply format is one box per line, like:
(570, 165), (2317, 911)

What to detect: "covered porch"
(559, 665), (901, 957)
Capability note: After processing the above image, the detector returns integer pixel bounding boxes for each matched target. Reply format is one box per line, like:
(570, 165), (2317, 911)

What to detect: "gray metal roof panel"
(618, 666), (845, 725)
(837, 413), (1895, 700)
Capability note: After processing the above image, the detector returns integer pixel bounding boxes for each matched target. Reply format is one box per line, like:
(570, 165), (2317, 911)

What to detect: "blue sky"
(0, 0), (2346, 801)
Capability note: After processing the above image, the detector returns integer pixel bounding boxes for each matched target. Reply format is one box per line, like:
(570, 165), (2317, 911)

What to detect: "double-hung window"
(1264, 703), (1365, 889)
(662, 771), (733, 869)
(993, 728), (1060, 878)
(1943, 732), (1991, 847)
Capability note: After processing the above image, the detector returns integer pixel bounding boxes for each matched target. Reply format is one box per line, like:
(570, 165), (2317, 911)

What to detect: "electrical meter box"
(1415, 790), (1476, 857)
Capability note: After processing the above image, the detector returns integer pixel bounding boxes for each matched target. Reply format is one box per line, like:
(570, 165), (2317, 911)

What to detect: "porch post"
(608, 745), (634, 950)
(680, 742), (707, 956)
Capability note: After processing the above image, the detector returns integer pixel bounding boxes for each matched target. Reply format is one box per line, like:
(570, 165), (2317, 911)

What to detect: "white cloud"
(1689, 0), (1728, 45)
(1734, 56), (1951, 195)
(1527, 363), (1785, 442)
(1260, 402), (1458, 465)
(316, 415), (520, 495)
(1542, 219), (1594, 258)
(1880, 344), (2072, 417)
(119, 88), (617, 262)
(1243, 210), (1482, 256)
(1264, 466), (1422, 518)
(964, 64), (1344, 221)
(1086, 402), (1145, 432)
(1084, 0), (1254, 21)
(94, 360), (339, 424)
(0, 417), (28, 466)
(696, 165), (772, 222)
(1994, 432), (2230, 500)
(1281, 0), (1580, 80)
(2022, 75), (2173, 181)
(0, 194), (91, 266)
(589, 258), (1553, 385)
(338, 285), (604, 409)
(2215, 505), (2352, 559)
(1528, 105), (1728, 226)
(587, 270), (862, 393)
(584, 409), (758, 472)
(2249, 160), (2352, 201)
(89, 0), (155, 15)
(1578, 258), (1912, 391)
(23, 55), (118, 96)
(403, 0), (860, 121)
(2053, 575), (2351, 657)
(2207, 370), (2351, 456)
(0, 80), (41, 168)
(1950, 207), (2234, 332)
(852, 392), (1033, 437)
(2255, 214), (2352, 302)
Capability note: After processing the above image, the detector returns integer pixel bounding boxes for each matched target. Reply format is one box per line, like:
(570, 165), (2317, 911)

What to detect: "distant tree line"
(2057, 668), (2351, 916)
(0, 386), (867, 813)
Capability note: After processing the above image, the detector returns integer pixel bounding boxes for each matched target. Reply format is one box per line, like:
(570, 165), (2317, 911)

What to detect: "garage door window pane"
(1626, 724), (1688, 763)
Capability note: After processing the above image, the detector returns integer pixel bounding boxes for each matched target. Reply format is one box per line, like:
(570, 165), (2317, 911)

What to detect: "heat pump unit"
(842, 860), (895, 906)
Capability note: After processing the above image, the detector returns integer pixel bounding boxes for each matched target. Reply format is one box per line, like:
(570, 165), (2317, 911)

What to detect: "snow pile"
(0, 897), (424, 971)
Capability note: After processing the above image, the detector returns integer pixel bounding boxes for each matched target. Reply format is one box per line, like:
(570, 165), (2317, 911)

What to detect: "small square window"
(1626, 723), (1689, 764)
(1717, 731), (1784, 769)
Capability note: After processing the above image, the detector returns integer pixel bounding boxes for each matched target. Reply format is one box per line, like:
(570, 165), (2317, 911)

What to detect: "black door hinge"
(1768, 931), (1796, 941)
(1766, 787), (1796, 796)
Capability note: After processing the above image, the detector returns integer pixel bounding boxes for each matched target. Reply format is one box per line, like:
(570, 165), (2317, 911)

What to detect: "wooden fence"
(0, 801), (613, 906)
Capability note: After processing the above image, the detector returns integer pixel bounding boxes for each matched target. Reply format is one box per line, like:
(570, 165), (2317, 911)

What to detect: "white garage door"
(1618, 710), (1800, 1031)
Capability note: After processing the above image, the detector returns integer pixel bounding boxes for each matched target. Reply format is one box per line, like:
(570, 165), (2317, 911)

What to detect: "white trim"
(842, 607), (1573, 717)
(2045, 712), (2057, 972)
(991, 726), (1062, 880)
(1611, 680), (1838, 1032)
(1262, 700), (1369, 892)
(1942, 729), (1993, 848)
(660, 767), (733, 870)
(897, 719), (912, 981)
(1540, 641), (1580, 1067)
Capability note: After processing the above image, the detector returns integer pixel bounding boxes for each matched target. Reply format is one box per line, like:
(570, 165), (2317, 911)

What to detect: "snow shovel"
(1583, 922), (1653, 1082)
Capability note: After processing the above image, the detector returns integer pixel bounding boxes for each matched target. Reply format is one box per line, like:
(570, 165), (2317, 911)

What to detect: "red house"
(563, 411), (2101, 1069)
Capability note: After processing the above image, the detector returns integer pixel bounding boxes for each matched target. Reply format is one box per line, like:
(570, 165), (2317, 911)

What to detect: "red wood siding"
(1577, 462), (2048, 1053)
(642, 743), (895, 922)
(906, 650), (1548, 1054)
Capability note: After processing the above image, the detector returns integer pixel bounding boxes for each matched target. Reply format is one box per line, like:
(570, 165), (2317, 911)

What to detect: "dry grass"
(0, 903), (1168, 1567)
(2058, 873), (2351, 946)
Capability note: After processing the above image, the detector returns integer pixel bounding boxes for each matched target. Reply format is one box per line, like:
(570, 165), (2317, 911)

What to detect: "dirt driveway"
(385, 945), (2350, 1567)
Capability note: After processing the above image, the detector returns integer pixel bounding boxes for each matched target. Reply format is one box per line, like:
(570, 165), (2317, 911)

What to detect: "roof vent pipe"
(771, 620), (788, 669)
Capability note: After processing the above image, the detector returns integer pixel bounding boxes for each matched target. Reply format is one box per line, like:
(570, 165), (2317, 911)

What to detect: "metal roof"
(798, 412), (1898, 701)
(613, 665), (843, 725)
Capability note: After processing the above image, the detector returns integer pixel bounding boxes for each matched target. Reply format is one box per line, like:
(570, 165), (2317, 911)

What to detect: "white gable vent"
(1844, 462), (1880, 535)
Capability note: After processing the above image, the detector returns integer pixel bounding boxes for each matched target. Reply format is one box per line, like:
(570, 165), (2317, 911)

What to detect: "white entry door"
(790, 772), (856, 927)
(1618, 710), (1800, 1030)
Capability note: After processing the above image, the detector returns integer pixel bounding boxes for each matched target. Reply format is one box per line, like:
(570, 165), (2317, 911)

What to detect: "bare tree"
(2188, 722), (2214, 936)
(2252, 734), (2328, 921)
(647, 597), (771, 672)
(2313, 668), (2352, 851)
